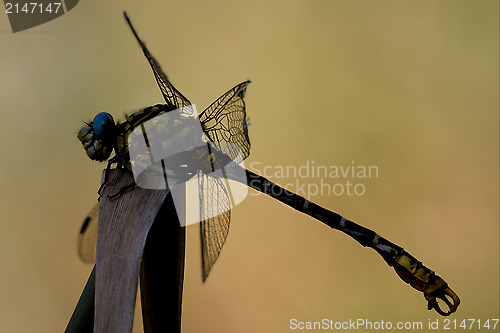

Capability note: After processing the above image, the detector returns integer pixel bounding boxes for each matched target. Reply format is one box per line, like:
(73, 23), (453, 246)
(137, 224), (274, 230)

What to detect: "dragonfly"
(77, 12), (460, 316)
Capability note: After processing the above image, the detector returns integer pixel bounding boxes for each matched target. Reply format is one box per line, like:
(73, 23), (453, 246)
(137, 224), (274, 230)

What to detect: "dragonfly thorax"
(77, 112), (117, 162)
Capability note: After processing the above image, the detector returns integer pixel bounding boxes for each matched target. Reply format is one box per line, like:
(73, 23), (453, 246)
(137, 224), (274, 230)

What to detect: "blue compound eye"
(92, 112), (115, 141)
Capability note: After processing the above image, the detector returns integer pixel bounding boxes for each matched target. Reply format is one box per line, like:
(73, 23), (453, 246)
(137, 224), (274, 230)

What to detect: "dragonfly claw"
(425, 284), (460, 316)
(97, 182), (107, 198)
(389, 250), (460, 316)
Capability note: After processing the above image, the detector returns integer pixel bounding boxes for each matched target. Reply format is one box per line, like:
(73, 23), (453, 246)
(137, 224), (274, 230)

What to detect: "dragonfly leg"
(108, 182), (137, 200)
(97, 161), (113, 199)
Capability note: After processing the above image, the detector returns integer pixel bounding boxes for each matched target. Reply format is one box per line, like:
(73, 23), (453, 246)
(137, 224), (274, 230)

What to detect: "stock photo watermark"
(3, 0), (79, 33)
(126, 104), (379, 226)
(289, 318), (499, 331)
(249, 160), (379, 198)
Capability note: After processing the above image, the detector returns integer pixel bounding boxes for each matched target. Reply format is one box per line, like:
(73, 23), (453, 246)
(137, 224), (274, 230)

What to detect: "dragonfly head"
(77, 112), (117, 162)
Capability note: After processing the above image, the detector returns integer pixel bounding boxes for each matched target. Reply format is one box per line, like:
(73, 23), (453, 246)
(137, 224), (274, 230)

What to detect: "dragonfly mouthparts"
(77, 112), (116, 162)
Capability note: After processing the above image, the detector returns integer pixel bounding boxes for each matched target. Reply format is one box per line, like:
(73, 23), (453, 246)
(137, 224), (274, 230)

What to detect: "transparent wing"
(124, 13), (191, 109)
(199, 81), (251, 164)
(78, 203), (99, 264)
(199, 173), (232, 281)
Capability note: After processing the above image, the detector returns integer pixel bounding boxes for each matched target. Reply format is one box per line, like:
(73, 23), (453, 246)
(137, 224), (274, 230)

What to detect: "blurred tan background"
(0, 1), (498, 332)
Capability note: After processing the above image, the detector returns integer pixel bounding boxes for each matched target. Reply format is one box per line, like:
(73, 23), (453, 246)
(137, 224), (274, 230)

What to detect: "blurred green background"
(0, 1), (498, 332)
